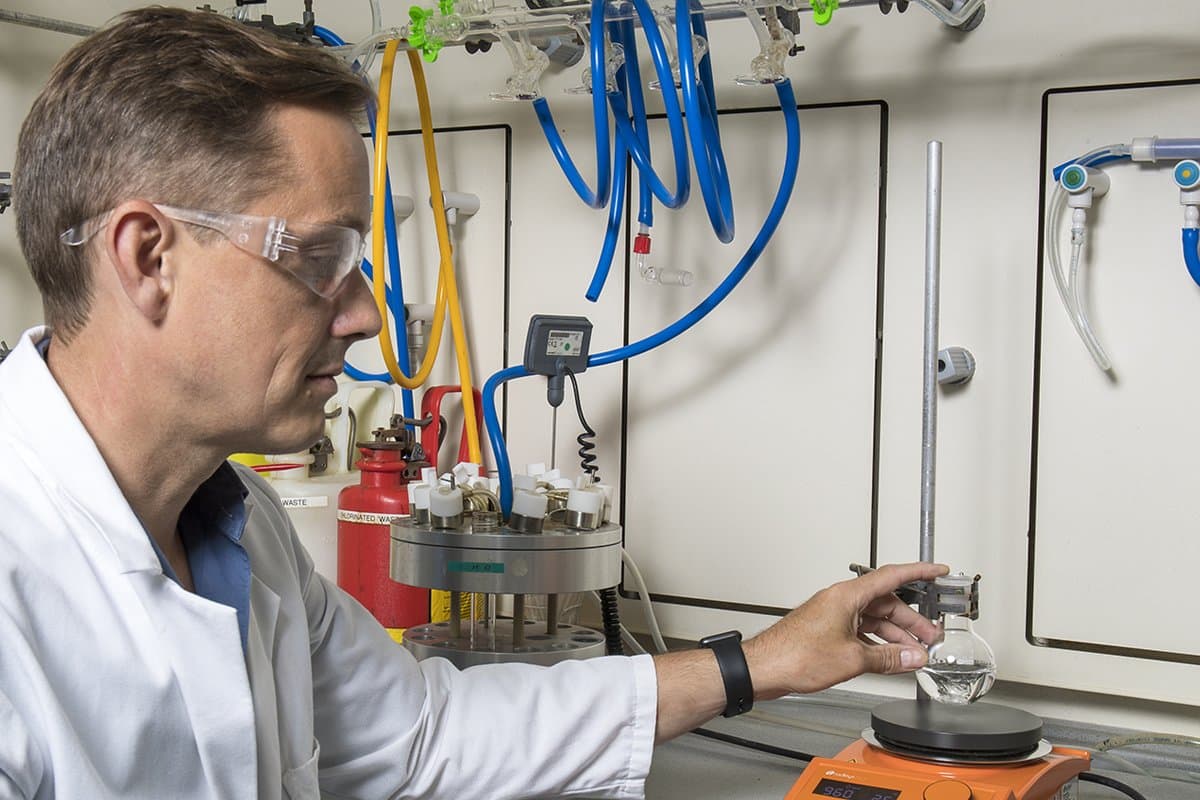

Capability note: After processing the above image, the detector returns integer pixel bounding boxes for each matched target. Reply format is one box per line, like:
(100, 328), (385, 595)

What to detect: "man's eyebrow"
(327, 212), (370, 232)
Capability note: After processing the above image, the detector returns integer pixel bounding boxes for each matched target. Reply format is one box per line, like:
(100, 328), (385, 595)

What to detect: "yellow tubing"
(405, 49), (483, 466)
(370, 39), (483, 465)
(372, 39), (447, 389)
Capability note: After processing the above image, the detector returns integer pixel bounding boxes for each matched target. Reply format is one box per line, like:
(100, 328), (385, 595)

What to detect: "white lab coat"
(0, 327), (657, 800)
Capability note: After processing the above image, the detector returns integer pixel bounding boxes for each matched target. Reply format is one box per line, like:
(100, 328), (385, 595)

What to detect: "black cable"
(599, 587), (623, 656)
(563, 368), (599, 482)
(690, 727), (815, 763)
(1079, 772), (1149, 800)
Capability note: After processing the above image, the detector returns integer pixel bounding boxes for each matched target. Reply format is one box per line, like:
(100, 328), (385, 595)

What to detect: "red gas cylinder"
(337, 420), (428, 641)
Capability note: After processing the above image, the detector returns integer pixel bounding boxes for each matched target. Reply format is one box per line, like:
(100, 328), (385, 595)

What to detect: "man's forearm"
(650, 649), (726, 743)
(649, 563), (947, 744)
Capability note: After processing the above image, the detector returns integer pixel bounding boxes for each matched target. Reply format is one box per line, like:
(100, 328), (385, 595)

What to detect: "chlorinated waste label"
(336, 510), (410, 525)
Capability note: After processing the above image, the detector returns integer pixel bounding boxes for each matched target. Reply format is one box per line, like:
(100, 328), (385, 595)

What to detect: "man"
(0, 7), (945, 799)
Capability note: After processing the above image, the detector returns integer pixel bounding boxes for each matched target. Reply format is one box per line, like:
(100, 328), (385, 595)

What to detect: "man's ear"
(102, 200), (177, 322)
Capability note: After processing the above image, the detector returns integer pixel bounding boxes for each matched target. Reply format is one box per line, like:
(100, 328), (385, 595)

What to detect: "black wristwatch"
(698, 630), (754, 718)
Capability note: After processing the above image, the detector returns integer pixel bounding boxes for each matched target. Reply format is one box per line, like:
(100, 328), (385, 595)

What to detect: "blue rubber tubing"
(488, 80), (801, 515)
(608, 15), (652, 227)
(587, 7), (692, 302)
(317, 26), (417, 419)
(586, 8), (693, 300)
(1183, 229), (1200, 287)
(582, 25), (632, 303)
(530, 0), (611, 209)
(585, 134), (629, 302)
(676, 0), (735, 242)
(615, 17), (655, 227)
(607, 8), (690, 214)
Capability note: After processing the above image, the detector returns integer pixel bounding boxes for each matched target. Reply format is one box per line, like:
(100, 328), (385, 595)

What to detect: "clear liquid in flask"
(916, 662), (996, 705)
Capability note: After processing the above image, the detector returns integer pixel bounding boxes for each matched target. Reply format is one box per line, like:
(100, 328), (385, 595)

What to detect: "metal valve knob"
(937, 346), (975, 385)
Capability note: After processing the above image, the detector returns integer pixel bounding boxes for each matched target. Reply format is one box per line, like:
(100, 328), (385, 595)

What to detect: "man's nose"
(333, 271), (383, 343)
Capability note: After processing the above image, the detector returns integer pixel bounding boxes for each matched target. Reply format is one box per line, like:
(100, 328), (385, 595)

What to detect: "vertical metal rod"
(487, 593), (496, 650)
(450, 590), (462, 639)
(546, 594), (559, 635)
(921, 140), (942, 571)
(469, 591), (478, 649)
(918, 141), (943, 703)
(512, 594), (526, 648)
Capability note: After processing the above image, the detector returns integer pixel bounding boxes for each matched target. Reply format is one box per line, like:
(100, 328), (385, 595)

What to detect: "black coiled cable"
(562, 369), (617, 653)
(564, 368), (599, 482)
(599, 587), (624, 656)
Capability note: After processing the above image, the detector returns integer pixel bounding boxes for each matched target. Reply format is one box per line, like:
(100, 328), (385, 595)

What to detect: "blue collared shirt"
(150, 462), (252, 652)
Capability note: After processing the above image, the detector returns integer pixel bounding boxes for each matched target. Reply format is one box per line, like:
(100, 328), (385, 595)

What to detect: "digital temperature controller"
(813, 779), (901, 800)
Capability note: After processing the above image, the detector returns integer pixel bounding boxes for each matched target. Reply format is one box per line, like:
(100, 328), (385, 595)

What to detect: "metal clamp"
(848, 564), (980, 619)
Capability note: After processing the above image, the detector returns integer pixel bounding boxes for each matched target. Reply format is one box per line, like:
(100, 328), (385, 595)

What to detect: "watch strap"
(698, 630), (754, 718)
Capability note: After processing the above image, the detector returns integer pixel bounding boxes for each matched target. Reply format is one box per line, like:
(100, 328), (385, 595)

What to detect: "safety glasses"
(60, 204), (367, 298)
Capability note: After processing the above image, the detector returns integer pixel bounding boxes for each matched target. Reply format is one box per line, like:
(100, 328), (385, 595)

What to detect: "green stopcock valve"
(811, 0), (838, 25)
(408, 5), (445, 62)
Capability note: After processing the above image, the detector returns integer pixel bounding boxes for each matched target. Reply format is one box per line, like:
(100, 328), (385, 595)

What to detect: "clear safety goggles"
(60, 204), (367, 298)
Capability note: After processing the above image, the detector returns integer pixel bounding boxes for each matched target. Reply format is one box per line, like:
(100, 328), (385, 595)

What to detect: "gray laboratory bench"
(642, 690), (1199, 799)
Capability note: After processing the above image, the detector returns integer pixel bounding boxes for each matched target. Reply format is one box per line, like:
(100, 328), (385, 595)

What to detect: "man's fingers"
(859, 616), (919, 645)
(862, 642), (929, 674)
(864, 595), (942, 645)
(849, 562), (949, 608)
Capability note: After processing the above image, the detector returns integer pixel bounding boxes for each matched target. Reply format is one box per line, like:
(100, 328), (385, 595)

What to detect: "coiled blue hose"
(530, 0), (611, 209)
(316, 25), (415, 420)
(488, 79), (802, 515)
(613, 17), (655, 228)
(608, 7), (690, 214)
(582, 23), (632, 304)
(584, 4), (698, 301)
(677, 1), (734, 243)
(585, 131), (629, 302)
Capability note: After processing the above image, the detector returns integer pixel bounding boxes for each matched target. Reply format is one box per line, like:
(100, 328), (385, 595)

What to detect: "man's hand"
(653, 561), (948, 742)
(743, 561), (949, 700)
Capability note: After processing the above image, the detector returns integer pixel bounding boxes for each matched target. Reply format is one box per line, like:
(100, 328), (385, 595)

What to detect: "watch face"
(702, 630), (742, 646)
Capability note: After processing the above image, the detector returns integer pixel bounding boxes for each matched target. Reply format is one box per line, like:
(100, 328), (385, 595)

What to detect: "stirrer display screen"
(812, 778), (901, 800)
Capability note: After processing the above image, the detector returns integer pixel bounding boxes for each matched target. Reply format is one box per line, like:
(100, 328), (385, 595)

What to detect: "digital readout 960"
(812, 778), (901, 800)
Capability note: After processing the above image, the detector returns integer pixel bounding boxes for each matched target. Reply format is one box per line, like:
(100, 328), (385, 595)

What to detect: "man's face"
(165, 105), (381, 455)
